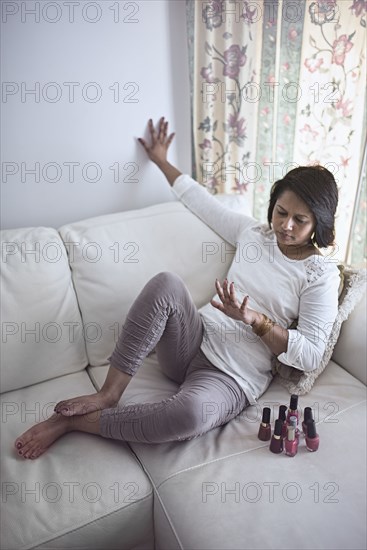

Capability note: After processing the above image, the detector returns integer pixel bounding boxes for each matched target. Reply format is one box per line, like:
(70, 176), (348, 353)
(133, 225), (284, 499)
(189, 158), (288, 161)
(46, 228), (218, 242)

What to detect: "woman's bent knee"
(151, 271), (185, 289)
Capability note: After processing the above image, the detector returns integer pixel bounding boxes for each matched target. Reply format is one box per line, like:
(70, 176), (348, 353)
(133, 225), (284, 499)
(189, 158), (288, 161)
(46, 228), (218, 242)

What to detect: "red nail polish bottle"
(302, 407), (313, 436)
(288, 415), (300, 443)
(286, 394), (299, 424)
(270, 419), (283, 453)
(278, 405), (288, 438)
(258, 407), (271, 441)
(305, 420), (319, 452)
(285, 426), (298, 457)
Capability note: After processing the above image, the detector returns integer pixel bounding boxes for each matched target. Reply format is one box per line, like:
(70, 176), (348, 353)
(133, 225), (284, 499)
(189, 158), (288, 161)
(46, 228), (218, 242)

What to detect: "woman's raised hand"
(211, 279), (257, 325)
(138, 117), (175, 166)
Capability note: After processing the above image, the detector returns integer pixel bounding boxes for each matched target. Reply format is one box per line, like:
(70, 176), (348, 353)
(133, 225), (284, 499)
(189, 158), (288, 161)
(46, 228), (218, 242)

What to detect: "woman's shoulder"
(249, 222), (274, 237)
(303, 254), (340, 286)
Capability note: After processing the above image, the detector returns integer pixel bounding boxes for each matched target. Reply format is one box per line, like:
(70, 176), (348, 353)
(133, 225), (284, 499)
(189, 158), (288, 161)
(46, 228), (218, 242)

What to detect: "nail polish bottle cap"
(287, 426), (295, 441)
(274, 418), (283, 436)
(278, 405), (287, 422)
(304, 407), (313, 422)
(290, 394), (298, 410)
(289, 416), (297, 429)
(261, 407), (271, 424)
(306, 419), (317, 438)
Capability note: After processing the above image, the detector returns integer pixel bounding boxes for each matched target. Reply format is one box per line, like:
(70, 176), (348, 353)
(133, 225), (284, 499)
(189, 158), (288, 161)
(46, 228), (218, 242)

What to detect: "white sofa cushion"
(332, 290), (367, 385)
(90, 355), (366, 550)
(0, 371), (154, 550)
(152, 399), (367, 550)
(0, 227), (88, 393)
(58, 202), (234, 368)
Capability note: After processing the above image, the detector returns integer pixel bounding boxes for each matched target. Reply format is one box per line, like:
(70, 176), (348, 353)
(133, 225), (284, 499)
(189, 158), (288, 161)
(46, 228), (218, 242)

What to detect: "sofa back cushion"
(1, 227), (88, 393)
(59, 202), (235, 367)
(332, 290), (366, 385)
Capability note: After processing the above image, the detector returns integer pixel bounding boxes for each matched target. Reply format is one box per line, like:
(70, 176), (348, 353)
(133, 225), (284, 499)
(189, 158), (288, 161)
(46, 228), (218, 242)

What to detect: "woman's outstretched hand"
(137, 117), (181, 186)
(138, 117), (175, 166)
(211, 279), (259, 325)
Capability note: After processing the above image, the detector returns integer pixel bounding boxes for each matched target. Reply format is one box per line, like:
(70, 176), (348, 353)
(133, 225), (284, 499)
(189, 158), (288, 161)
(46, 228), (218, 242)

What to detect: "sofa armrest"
(332, 291), (366, 385)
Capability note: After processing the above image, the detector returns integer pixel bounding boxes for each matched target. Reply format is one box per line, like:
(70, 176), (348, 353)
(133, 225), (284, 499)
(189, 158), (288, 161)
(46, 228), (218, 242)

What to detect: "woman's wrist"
(155, 160), (182, 187)
(250, 312), (263, 328)
(251, 313), (275, 338)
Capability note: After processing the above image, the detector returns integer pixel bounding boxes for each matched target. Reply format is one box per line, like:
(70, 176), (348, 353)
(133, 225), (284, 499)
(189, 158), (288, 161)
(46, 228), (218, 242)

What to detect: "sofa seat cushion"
(152, 400), (366, 550)
(0, 227), (88, 393)
(58, 202), (234, 368)
(89, 356), (366, 550)
(0, 371), (154, 550)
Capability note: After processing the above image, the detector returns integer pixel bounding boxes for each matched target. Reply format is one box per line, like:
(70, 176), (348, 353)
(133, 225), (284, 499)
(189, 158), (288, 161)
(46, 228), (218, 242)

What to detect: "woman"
(14, 117), (340, 459)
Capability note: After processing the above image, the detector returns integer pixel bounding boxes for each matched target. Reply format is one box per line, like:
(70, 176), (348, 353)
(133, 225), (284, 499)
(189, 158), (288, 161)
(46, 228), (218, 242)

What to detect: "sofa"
(1, 195), (366, 550)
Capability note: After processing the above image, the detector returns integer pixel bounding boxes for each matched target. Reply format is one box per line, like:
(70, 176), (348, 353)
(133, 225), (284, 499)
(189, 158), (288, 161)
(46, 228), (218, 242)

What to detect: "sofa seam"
(23, 492), (154, 550)
(126, 444), (184, 550)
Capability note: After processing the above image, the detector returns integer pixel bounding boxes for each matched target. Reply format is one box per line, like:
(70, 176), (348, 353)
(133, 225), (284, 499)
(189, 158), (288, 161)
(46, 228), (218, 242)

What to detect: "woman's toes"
(19, 442), (34, 459)
(59, 406), (72, 416)
(54, 400), (68, 413)
(26, 449), (39, 459)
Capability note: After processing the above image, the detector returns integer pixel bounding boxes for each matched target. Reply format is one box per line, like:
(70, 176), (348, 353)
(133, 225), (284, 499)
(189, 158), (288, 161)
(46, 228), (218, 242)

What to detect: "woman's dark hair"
(267, 165), (339, 248)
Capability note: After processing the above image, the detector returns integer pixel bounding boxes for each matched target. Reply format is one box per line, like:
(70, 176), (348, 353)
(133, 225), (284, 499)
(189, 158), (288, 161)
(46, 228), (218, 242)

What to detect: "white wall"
(1, 0), (191, 229)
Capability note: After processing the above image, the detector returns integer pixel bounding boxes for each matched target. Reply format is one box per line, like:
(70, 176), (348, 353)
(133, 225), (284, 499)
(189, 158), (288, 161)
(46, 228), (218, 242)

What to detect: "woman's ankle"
(100, 369), (132, 403)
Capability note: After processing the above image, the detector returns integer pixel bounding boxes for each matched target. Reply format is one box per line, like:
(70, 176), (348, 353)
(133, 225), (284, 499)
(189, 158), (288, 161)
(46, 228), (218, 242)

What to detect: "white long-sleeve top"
(172, 174), (340, 405)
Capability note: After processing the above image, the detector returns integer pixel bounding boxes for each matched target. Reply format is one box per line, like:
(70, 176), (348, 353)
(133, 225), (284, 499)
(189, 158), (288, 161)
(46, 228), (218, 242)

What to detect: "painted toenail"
(16, 442), (22, 449)
(18, 450), (23, 455)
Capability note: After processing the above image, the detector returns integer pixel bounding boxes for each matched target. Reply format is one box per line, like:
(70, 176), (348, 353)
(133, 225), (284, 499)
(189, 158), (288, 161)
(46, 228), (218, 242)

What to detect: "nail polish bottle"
(305, 420), (319, 452)
(286, 394), (299, 424)
(258, 407), (271, 441)
(302, 407), (313, 436)
(269, 419), (283, 454)
(288, 415), (300, 443)
(278, 405), (288, 439)
(285, 426), (298, 457)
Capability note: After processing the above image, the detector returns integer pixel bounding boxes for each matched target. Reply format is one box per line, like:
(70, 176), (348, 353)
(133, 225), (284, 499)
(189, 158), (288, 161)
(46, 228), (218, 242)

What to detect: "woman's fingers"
(216, 279), (236, 304)
(229, 281), (236, 301)
(149, 118), (156, 138)
(166, 132), (175, 147)
(210, 298), (223, 310)
(240, 295), (249, 311)
(145, 117), (173, 146)
(215, 278), (224, 301)
(223, 279), (232, 301)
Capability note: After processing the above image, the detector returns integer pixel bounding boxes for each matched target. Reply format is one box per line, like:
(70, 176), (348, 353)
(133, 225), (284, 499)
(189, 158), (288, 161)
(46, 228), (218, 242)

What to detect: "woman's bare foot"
(54, 391), (118, 417)
(14, 414), (71, 459)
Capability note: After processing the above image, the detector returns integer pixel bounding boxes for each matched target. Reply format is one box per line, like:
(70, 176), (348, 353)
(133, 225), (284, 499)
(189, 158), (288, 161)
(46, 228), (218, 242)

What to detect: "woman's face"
(272, 190), (316, 250)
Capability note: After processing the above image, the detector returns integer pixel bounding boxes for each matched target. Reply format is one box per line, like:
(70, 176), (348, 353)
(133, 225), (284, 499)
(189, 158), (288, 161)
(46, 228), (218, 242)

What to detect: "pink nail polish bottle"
(288, 416), (300, 443)
(302, 407), (313, 436)
(285, 426), (298, 457)
(286, 394), (299, 424)
(258, 407), (271, 441)
(278, 405), (288, 439)
(270, 419), (283, 454)
(305, 420), (319, 452)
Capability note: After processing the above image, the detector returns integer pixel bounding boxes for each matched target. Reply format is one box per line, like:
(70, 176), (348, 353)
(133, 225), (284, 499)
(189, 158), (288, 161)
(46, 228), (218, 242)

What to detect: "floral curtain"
(186, 0), (366, 264)
(186, 0), (265, 213)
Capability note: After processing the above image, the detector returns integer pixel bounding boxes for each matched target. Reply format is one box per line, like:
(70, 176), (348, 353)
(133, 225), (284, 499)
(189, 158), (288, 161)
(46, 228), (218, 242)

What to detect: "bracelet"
(251, 314), (275, 338)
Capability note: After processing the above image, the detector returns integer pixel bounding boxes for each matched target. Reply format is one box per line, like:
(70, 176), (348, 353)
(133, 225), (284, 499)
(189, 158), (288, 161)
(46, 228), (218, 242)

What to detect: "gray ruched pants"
(100, 272), (248, 443)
